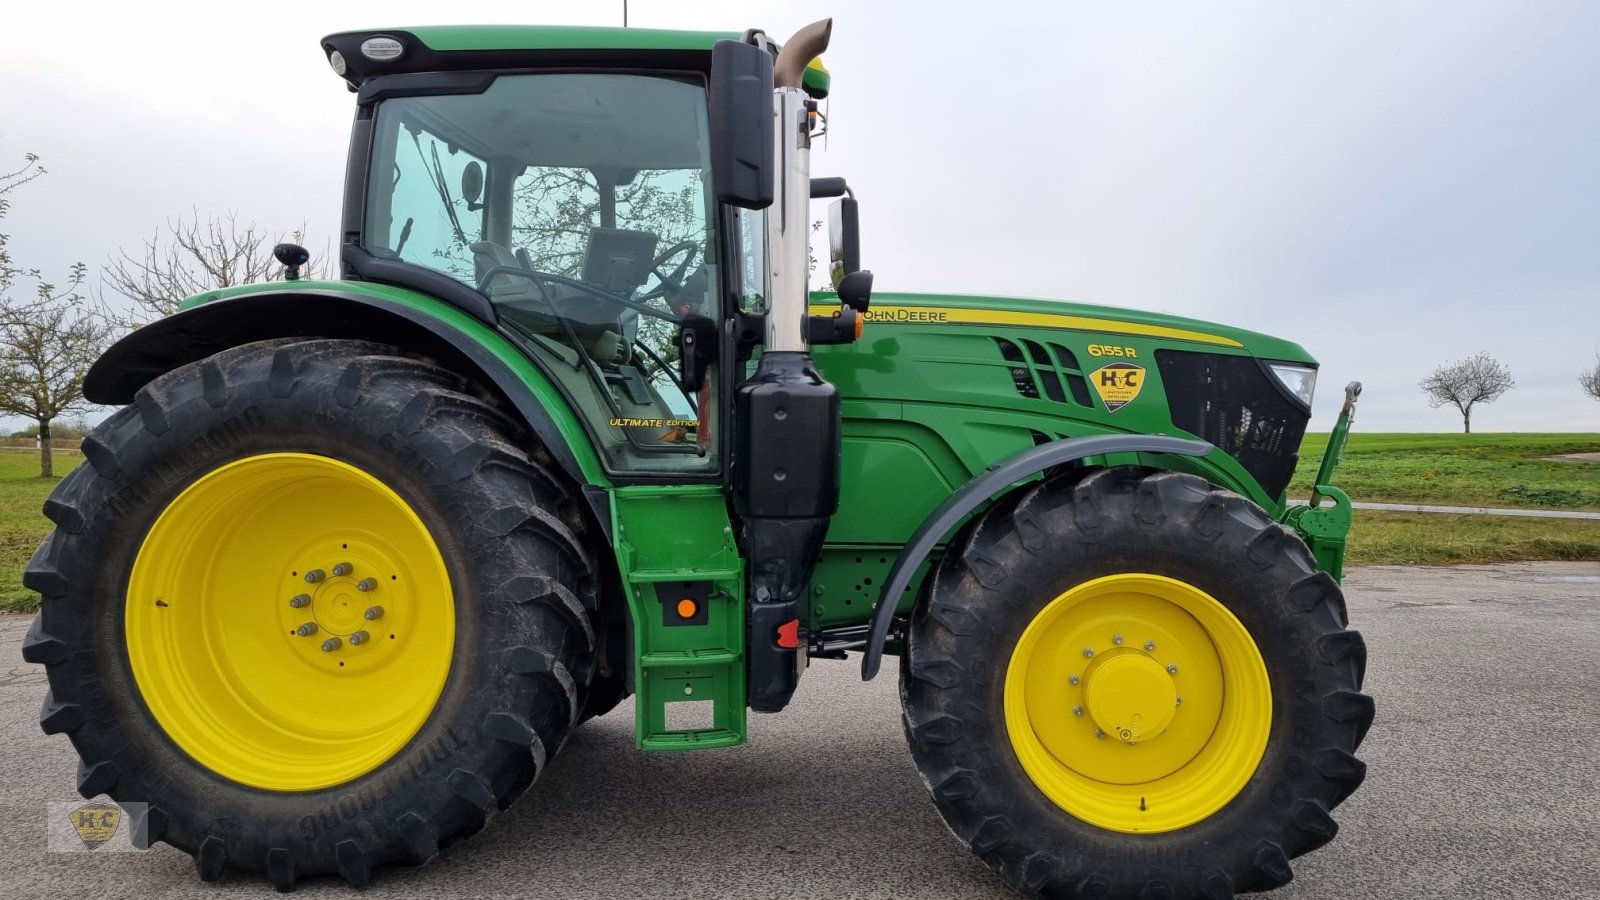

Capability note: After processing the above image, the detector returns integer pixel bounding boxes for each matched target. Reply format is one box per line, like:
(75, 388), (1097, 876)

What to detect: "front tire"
(24, 339), (598, 889)
(901, 469), (1372, 897)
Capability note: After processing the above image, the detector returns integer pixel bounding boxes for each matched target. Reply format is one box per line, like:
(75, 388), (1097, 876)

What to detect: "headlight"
(1267, 363), (1317, 409)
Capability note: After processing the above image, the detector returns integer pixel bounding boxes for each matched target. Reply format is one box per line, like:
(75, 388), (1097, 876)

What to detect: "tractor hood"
(810, 290), (1323, 509)
(820, 291), (1317, 365)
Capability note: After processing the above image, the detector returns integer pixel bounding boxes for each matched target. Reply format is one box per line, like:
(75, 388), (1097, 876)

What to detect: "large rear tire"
(24, 339), (598, 889)
(901, 468), (1372, 897)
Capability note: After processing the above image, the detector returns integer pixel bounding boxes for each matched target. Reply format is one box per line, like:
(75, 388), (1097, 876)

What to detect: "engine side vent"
(1022, 340), (1067, 403)
(994, 338), (1039, 399)
(1050, 344), (1095, 407)
(993, 337), (1095, 408)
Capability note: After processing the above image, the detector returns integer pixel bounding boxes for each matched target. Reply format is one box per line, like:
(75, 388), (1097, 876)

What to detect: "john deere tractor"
(25, 19), (1372, 896)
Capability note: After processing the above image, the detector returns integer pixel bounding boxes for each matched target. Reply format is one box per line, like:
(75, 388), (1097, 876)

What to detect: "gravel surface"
(1350, 501), (1600, 519)
(1, 562), (1596, 899)
(1542, 453), (1600, 464)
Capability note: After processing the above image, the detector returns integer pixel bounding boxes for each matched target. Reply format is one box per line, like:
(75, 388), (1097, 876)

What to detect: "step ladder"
(612, 486), (747, 750)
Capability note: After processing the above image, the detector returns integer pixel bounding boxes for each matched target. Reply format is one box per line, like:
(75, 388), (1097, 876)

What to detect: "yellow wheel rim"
(1003, 573), (1271, 833)
(126, 453), (455, 791)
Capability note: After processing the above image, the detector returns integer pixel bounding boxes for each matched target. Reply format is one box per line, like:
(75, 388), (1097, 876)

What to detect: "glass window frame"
(354, 68), (739, 485)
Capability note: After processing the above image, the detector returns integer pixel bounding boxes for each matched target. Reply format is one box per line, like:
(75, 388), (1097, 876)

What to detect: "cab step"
(611, 485), (748, 750)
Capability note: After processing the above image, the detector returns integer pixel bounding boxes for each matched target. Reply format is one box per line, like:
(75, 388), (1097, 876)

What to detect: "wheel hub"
(1082, 650), (1178, 743)
(314, 576), (364, 635)
(286, 550), (398, 667)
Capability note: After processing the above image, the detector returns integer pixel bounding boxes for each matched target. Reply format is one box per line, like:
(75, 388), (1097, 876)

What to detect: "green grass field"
(1349, 511), (1600, 566)
(1, 450), (79, 612)
(2, 434), (1597, 614)
(1290, 432), (1600, 511)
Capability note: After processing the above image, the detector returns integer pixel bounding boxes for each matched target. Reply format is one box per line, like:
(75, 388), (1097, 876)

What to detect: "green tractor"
(25, 19), (1372, 896)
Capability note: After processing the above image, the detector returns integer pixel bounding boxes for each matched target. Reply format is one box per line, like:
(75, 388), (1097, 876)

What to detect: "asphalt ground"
(2, 562), (1596, 899)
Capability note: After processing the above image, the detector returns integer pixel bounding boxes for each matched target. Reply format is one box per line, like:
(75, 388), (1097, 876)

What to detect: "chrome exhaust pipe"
(765, 18), (832, 353)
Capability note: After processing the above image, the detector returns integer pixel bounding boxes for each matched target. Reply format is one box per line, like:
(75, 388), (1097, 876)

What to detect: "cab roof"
(321, 25), (831, 97)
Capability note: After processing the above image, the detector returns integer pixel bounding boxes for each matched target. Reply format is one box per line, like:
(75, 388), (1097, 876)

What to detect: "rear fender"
(85, 287), (609, 491)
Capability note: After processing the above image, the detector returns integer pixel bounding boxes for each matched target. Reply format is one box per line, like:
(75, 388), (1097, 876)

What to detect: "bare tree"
(1, 139), (51, 318)
(1, 140), (47, 198)
(1419, 352), (1515, 433)
(1581, 355), (1600, 403)
(103, 209), (323, 325)
(1, 140), (111, 478)
(0, 263), (116, 477)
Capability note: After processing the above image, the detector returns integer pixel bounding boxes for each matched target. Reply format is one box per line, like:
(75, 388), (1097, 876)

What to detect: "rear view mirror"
(709, 40), (774, 210)
(828, 197), (859, 289)
(460, 161), (483, 207)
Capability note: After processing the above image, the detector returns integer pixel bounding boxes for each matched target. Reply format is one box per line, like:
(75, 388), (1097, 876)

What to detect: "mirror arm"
(810, 176), (850, 199)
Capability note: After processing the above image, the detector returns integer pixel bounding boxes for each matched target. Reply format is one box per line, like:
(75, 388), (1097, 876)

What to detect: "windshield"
(364, 73), (720, 475)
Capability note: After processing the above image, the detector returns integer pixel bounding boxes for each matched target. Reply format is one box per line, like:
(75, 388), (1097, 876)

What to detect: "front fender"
(86, 285), (609, 488)
(859, 433), (1213, 679)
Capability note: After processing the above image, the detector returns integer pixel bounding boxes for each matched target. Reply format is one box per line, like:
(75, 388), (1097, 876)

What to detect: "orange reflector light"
(776, 618), (800, 649)
(855, 314), (865, 340)
(676, 598), (698, 619)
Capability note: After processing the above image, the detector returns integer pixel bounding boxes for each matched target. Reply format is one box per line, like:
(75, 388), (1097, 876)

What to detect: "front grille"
(1156, 350), (1310, 499)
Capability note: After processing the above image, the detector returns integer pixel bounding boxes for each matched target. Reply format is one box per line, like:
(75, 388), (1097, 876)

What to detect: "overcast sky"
(2, 0), (1596, 433)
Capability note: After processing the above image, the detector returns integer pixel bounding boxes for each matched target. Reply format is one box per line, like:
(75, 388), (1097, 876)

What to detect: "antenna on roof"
(623, 1), (628, 27)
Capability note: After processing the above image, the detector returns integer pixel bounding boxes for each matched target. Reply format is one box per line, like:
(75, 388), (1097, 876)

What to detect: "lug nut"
(1094, 729), (1106, 740)
(349, 630), (370, 646)
(1167, 663), (1179, 675)
(331, 562), (353, 577)
(1073, 705), (1084, 717)
(1176, 696), (1184, 707)
(304, 569), (326, 584)
(363, 605), (384, 621)
(295, 622), (318, 637)
(1082, 647), (1095, 659)
(1112, 634), (1123, 646)
(289, 594), (311, 609)
(1144, 640), (1156, 652)
(321, 637), (342, 652)
(1068, 674), (1080, 686)
(356, 578), (377, 592)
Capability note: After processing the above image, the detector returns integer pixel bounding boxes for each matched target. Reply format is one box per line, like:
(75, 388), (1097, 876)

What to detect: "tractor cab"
(355, 69), (728, 473)
(327, 27), (841, 479)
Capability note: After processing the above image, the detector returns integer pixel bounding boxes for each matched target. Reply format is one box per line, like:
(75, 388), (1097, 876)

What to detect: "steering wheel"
(637, 240), (701, 303)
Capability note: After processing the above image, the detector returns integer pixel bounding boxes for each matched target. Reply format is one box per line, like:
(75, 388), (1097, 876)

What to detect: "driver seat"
(470, 241), (542, 304)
